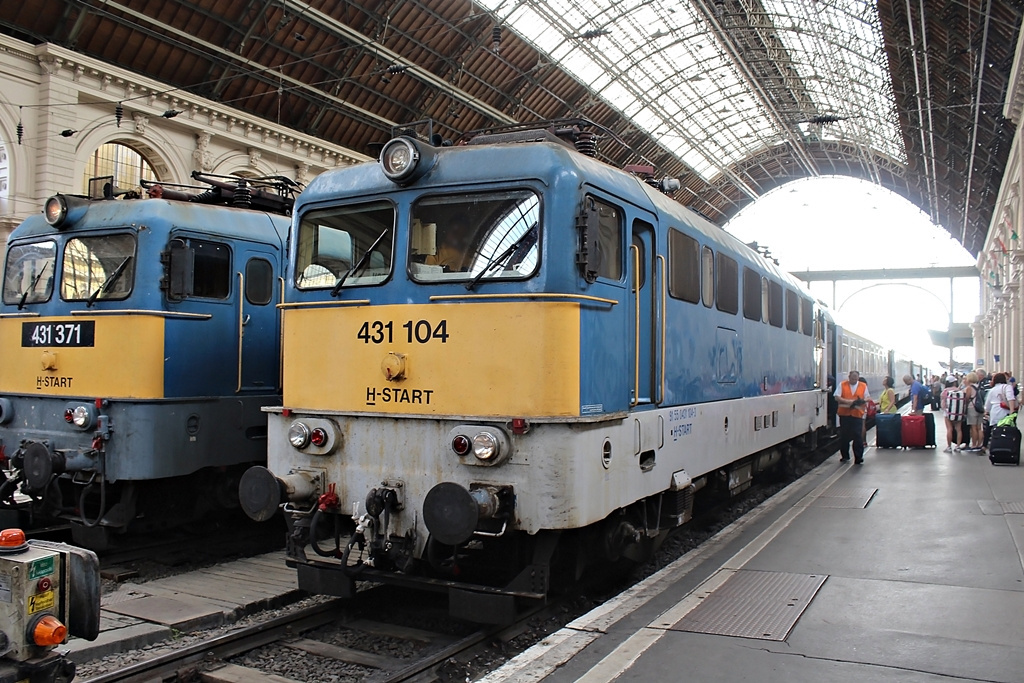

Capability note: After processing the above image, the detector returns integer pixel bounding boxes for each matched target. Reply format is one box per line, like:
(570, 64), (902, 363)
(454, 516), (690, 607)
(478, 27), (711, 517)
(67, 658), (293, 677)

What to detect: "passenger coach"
(241, 122), (830, 619)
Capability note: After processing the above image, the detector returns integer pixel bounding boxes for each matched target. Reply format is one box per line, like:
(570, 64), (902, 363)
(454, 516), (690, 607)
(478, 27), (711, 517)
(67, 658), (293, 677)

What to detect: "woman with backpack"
(941, 378), (966, 453)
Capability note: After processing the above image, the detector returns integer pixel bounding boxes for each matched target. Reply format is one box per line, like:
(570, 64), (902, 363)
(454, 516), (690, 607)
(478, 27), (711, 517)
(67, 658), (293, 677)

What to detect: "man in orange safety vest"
(835, 369), (870, 464)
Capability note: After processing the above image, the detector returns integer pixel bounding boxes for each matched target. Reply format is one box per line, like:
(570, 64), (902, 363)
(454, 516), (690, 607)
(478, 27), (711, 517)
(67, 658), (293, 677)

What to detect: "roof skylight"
(480, 0), (902, 190)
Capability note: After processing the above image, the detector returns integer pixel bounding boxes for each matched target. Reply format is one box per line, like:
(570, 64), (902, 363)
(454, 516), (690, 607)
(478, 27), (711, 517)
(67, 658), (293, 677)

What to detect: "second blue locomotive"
(0, 175), (292, 546)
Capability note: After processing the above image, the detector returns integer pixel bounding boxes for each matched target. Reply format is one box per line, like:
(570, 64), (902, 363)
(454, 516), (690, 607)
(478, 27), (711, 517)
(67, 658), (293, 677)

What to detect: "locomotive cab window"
(296, 200), (395, 289)
(192, 241), (231, 298)
(593, 198), (622, 281)
(164, 237), (231, 301)
(409, 190), (539, 283)
(61, 234), (136, 303)
(3, 240), (57, 306)
(667, 228), (699, 303)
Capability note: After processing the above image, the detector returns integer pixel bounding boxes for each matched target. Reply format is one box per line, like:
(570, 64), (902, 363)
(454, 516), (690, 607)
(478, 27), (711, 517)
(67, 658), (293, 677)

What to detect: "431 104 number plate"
(21, 321), (96, 347)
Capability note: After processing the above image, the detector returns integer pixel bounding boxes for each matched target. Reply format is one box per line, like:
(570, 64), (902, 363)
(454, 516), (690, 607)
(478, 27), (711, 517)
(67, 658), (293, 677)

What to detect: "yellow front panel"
(283, 302), (581, 417)
(0, 316), (165, 398)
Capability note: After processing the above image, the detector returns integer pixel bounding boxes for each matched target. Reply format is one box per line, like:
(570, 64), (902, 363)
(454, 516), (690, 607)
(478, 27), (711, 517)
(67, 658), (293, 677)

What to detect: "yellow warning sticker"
(27, 590), (54, 614)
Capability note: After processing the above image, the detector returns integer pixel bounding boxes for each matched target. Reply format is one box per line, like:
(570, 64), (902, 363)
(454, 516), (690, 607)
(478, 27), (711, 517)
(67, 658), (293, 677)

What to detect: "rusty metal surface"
(668, 569), (827, 641)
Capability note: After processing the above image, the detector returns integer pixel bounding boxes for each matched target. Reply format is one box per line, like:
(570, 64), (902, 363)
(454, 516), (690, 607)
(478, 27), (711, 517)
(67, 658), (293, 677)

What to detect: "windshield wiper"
(465, 223), (538, 292)
(331, 228), (390, 297)
(87, 256), (132, 308)
(18, 262), (50, 310)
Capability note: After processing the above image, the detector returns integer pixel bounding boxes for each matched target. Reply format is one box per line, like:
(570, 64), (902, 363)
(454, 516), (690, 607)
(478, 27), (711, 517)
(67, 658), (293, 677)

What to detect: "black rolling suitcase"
(874, 413), (902, 448)
(988, 425), (1021, 465)
(923, 412), (936, 447)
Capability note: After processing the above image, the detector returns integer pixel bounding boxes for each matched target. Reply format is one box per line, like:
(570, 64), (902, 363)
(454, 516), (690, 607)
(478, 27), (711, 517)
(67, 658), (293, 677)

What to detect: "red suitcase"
(901, 414), (928, 448)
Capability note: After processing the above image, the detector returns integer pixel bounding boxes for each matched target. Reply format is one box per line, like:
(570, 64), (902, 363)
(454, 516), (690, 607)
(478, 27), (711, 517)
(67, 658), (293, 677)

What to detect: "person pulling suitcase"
(985, 373), (1020, 465)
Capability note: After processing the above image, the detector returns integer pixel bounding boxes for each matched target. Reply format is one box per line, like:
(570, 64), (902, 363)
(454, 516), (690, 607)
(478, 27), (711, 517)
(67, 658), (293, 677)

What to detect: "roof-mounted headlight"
(43, 194), (88, 229)
(379, 137), (436, 185)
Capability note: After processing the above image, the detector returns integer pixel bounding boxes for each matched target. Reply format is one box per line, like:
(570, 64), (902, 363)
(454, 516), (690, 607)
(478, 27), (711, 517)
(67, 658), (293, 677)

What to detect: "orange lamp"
(32, 615), (67, 646)
(0, 529), (25, 548)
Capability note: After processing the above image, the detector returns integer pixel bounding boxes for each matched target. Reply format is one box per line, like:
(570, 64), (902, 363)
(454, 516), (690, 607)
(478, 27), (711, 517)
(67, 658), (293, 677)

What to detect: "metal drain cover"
(668, 570), (827, 641)
(977, 500), (1024, 515)
(797, 486), (877, 509)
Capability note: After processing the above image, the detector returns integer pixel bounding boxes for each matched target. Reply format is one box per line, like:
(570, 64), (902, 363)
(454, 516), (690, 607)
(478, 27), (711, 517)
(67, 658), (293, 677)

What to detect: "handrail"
(630, 244), (640, 408)
(237, 272), (244, 393)
(68, 309), (211, 319)
(278, 276), (285, 392)
(658, 254), (667, 405)
(278, 300), (371, 309)
(429, 292), (617, 305)
(0, 312), (40, 318)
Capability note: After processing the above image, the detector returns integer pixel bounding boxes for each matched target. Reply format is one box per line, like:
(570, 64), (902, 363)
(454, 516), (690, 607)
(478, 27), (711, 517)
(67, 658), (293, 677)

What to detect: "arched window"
(83, 142), (157, 193)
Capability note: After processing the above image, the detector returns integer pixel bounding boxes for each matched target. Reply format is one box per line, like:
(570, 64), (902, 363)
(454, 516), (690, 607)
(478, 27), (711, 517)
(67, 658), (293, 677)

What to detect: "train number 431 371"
(357, 319), (449, 344)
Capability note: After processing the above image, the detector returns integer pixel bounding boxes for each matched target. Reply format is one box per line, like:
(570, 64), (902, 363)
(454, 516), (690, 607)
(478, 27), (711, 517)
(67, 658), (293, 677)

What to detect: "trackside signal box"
(0, 530), (99, 682)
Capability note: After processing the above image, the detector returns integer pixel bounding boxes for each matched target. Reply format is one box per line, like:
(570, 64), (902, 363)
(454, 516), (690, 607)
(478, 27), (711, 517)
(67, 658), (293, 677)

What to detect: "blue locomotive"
(0, 174), (293, 547)
(240, 121), (835, 619)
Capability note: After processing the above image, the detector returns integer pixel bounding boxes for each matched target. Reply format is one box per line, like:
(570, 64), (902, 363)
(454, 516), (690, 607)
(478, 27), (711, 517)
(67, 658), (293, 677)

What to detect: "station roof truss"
(1, 0), (1020, 257)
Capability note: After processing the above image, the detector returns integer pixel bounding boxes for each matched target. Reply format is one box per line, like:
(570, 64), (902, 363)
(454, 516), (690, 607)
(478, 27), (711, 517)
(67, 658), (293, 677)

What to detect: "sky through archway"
(724, 176), (979, 372)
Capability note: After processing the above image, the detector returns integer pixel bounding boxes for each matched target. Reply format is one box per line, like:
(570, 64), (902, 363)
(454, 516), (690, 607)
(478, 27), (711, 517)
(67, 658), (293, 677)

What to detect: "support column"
(999, 298), (1010, 371)
(1012, 250), (1024, 375)
(1007, 284), (1020, 374)
(973, 319), (987, 370)
(1003, 301), (1011, 374)
(34, 56), (78, 197)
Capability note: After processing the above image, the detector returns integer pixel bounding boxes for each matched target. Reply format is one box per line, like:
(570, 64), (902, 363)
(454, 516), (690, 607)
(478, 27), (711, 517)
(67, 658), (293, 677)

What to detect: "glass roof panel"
(481, 0), (902, 187)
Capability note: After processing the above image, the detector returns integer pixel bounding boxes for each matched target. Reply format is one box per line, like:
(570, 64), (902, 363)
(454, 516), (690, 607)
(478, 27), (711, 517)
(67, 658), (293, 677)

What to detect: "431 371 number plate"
(21, 321), (96, 347)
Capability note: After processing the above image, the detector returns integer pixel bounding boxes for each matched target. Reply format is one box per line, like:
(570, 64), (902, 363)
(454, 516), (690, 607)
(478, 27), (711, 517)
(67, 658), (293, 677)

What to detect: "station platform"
(485, 411), (1024, 683)
(65, 550), (299, 663)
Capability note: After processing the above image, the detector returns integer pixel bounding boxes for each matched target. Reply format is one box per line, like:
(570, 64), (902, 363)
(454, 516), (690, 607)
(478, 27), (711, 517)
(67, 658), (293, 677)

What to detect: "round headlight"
(71, 405), (90, 428)
(288, 422), (311, 449)
(380, 138), (419, 181)
(472, 431), (500, 462)
(44, 196), (67, 226)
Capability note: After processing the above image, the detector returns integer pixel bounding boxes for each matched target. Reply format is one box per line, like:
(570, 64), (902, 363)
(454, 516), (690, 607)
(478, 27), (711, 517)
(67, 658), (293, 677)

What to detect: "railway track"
(78, 588), (548, 683)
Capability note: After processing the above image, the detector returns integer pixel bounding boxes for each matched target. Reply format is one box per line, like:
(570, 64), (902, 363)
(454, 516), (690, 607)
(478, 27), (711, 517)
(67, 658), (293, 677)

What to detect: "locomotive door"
(237, 249), (281, 393)
(629, 219), (657, 406)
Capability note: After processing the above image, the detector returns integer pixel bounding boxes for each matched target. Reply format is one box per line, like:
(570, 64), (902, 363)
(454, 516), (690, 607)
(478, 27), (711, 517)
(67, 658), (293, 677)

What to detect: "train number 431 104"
(357, 319), (449, 344)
